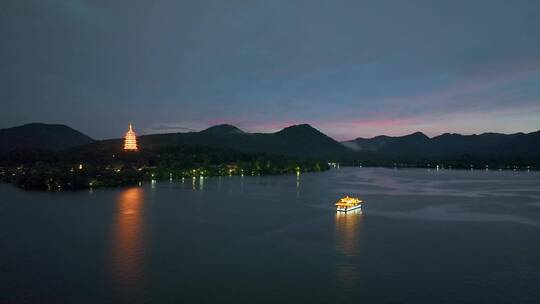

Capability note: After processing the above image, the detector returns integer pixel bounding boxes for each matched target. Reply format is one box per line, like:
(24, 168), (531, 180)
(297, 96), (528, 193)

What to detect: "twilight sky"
(1, 0), (539, 140)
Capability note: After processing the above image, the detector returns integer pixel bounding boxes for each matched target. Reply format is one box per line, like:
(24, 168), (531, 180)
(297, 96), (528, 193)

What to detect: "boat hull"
(336, 204), (362, 212)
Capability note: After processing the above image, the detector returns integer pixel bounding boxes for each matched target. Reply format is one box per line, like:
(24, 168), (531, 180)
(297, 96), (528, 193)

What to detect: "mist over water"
(2, 168), (540, 303)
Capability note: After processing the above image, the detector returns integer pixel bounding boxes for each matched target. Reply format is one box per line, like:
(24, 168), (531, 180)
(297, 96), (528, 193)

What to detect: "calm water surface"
(2, 168), (540, 303)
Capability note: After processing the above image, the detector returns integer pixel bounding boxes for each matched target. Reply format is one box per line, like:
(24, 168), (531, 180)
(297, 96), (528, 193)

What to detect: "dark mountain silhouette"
(343, 132), (429, 153)
(343, 131), (540, 160)
(0, 123), (94, 154)
(2, 122), (538, 165)
(82, 124), (350, 158)
(198, 124), (245, 135)
(272, 124), (349, 156)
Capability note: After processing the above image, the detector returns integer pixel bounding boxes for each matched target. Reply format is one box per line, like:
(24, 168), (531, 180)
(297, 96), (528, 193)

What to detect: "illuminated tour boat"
(335, 196), (363, 212)
(124, 123), (138, 151)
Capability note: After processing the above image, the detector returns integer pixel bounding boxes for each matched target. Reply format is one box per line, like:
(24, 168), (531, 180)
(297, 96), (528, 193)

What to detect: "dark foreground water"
(2, 168), (540, 303)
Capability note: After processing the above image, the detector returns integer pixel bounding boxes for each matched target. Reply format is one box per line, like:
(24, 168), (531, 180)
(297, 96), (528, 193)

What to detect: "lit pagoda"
(124, 123), (138, 151)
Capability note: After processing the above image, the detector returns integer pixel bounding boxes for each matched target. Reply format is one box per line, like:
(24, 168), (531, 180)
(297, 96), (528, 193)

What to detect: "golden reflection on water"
(110, 187), (145, 294)
(335, 209), (363, 289)
(296, 174), (300, 197)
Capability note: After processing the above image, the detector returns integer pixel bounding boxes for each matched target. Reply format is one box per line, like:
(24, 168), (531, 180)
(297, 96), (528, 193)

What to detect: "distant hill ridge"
(0, 123), (94, 154)
(1, 123), (539, 162)
(199, 124), (245, 135)
(342, 130), (540, 159)
(131, 123), (350, 157)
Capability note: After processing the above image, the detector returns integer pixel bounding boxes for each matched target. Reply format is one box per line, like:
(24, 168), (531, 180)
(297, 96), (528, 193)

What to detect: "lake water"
(2, 167), (540, 303)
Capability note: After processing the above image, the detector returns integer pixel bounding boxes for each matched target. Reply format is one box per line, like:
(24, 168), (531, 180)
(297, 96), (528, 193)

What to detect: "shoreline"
(3, 164), (539, 192)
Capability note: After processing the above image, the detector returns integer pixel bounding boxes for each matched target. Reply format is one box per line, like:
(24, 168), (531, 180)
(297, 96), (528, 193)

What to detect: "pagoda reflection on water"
(124, 123), (138, 151)
(110, 187), (144, 295)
